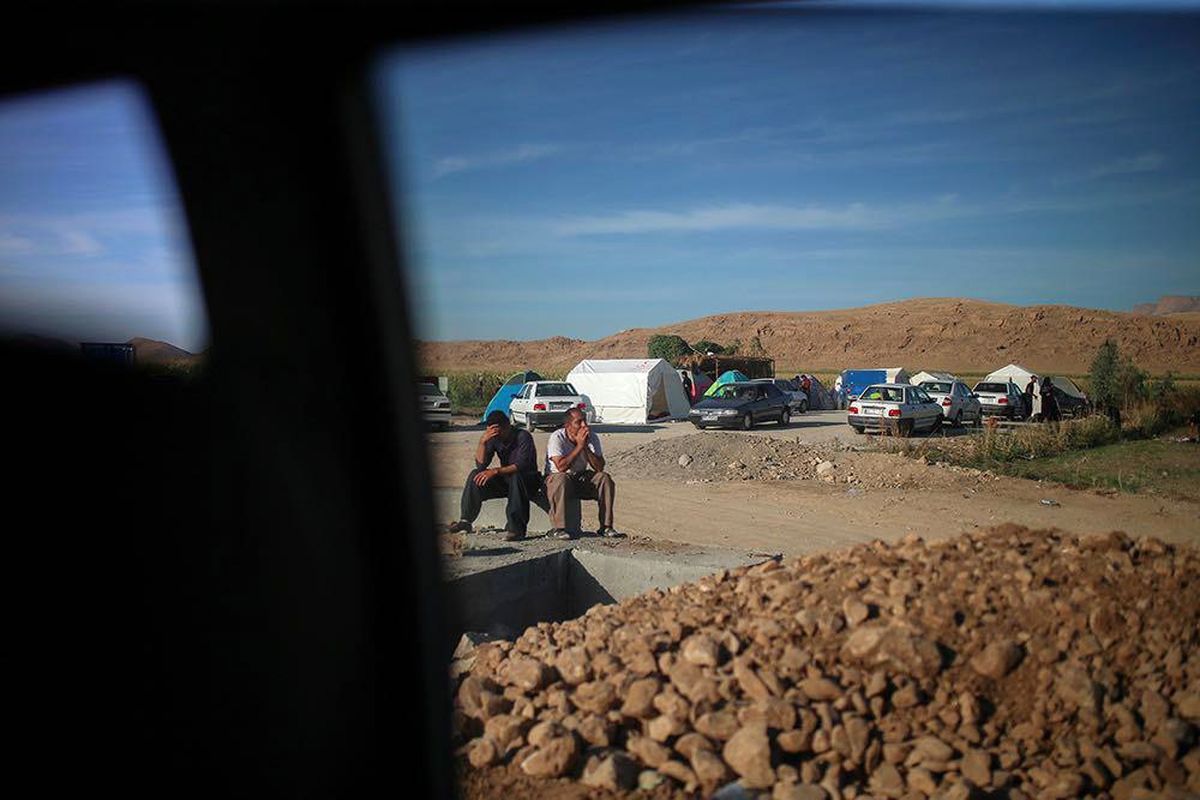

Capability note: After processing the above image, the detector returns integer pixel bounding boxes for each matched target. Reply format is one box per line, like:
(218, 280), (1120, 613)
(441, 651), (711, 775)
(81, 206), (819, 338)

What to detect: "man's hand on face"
(473, 468), (497, 487)
(481, 424), (502, 443)
(573, 423), (591, 446)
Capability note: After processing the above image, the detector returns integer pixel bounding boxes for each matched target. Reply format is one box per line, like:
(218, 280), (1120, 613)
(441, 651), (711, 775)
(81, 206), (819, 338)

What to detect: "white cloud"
(1087, 152), (1166, 180)
(554, 202), (888, 235)
(432, 143), (565, 178)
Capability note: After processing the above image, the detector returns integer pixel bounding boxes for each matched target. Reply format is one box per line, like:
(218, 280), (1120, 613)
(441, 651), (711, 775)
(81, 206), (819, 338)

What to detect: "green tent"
(703, 369), (750, 397)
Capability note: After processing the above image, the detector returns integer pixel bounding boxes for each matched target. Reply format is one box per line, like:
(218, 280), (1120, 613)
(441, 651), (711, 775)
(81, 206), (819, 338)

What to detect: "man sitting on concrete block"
(448, 410), (541, 541)
(544, 408), (623, 540)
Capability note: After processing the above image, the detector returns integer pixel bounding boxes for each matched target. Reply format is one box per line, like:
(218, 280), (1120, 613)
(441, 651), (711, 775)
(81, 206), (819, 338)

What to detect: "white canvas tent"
(985, 363), (1038, 387)
(566, 359), (691, 425)
(885, 368), (912, 384)
(910, 370), (957, 386)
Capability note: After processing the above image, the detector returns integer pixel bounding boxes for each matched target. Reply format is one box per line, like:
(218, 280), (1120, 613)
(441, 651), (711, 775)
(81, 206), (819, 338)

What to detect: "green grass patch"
(994, 439), (1200, 501)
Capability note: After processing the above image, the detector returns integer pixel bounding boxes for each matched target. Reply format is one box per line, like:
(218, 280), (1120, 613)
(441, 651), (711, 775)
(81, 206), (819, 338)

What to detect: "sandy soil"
(426, 412), (1199, 555)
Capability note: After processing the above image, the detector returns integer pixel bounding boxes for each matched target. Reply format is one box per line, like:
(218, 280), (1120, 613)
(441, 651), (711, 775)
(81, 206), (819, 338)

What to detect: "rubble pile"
(451, 526), (1200, 799)
(606, 432), (839, 483)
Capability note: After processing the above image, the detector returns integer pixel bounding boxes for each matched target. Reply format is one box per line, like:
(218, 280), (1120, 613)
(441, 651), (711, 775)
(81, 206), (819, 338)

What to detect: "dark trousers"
(460, 469), (541, 534)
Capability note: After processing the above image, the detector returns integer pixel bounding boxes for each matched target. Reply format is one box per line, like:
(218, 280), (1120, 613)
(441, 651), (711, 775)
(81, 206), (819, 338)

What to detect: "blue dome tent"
(703, 369), (751, 397)
(481, 370), (544, 422)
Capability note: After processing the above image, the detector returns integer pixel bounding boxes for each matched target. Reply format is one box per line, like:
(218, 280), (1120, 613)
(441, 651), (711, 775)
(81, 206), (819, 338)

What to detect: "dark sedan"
(689, 381), (791, 430)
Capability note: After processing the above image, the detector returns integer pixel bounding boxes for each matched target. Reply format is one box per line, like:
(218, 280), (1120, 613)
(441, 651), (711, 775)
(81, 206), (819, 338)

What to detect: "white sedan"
(508, 381), (592, 431)
(847, 383), (943, 436)
(917, 379), (983, 428)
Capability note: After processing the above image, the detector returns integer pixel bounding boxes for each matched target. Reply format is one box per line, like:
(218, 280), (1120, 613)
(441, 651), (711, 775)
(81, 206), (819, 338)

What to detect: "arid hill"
(128, 337), (201, 366)
(1133, 295), (1200, 316)
(418, 298), (1200, 376)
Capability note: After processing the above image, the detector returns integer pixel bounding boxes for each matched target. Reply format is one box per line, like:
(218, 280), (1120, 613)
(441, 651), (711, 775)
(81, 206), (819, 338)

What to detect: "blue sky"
(0, 81), (206, 351)
(0, 7), (1196, 352)
(377, 8), (1200, 341)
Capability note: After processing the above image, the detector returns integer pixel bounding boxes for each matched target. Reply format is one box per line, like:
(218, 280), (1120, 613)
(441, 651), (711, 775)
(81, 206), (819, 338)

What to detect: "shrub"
(1089, 339), (1121, 411)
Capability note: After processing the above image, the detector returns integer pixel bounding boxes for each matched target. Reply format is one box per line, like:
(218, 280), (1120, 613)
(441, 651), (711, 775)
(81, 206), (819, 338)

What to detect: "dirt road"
(428, 412), (1199, 555)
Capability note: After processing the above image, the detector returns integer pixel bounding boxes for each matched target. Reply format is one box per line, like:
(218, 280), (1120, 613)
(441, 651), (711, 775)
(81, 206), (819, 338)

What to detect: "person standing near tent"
(1040, 375), (1060, 422)
(681, 371), (693, 402)
(448, 410), (541, 541)
(800, 374), (812, 396)
(1024, 375), (1039, 420)
(544, 408), (622, 540)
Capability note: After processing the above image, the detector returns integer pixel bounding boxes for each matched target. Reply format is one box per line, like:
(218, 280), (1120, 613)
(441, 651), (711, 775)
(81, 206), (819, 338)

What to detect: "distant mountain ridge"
(418, 297), (1200, 375)
(1132, 295), (1200, 316)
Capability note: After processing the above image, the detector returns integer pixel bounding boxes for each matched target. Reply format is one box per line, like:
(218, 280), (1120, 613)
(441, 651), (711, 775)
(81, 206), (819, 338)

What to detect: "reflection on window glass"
(0, 80), (207, 370)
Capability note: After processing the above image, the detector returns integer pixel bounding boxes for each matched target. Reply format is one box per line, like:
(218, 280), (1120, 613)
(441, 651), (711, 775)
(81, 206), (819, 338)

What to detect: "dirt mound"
(606, 431), (997, 493)
(420, 297), (1200, 375)
(607, 432), (838, 483)
(451, 526), (1200, 798)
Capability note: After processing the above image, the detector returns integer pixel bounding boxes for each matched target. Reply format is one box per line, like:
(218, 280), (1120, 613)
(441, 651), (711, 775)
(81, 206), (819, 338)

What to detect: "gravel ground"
(451, 525), (1200, 799)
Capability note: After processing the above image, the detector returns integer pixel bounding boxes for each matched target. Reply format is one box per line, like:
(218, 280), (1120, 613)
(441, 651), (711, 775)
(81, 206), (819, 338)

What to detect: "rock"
(843, 596), (870, 626)
(554, 647), (591, 685)
(648, 714), (686, 742)
(682, 633), (721, 667)
(620, 677), (660, 718)
(777, 729), (813, 753)
(482, 714), (527, 751)
(581, 752), (639, 791)
(969, 640), (1025, 680)
(816, 461), (835, 476)
(869, 763), (905, 797)
(670, 661), (720, 704)
(520, 733), (580, 778)
(723, 724), (775, 789)
(691, 747), (733, 787)
(1175, 693), (1200, 721)
(961, 749), (992, 787)
(696, 710), (742, 740)
(907, 766), (938, 795)
(735, 656), (775, 700)
(628, 734), (673, 767)
(910, 736), (955, 764)
(774, 783), (829, 800)
(658, 758), (698, 788)
(842, 624), (943, 678)
(675, 732), (714, 760)
(572, 680), (618, 714)
(800, 677), (841, 701)
(466, 736), (499, 768)
(678, 454), (694, 468)
(638, 769), (665, 790)
(506, 657), (551, 692)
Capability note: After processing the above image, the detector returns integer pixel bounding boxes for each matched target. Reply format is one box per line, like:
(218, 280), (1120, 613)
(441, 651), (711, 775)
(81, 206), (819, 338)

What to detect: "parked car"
(689, 381), (791, 430)
(418, 382), (452, 430)
(508, 381), (592, 430)
(918, 379), (983, 428)
(847, 383), (943, 436)
(972, 380), (1027, 419)
(751, 377), (808, 413)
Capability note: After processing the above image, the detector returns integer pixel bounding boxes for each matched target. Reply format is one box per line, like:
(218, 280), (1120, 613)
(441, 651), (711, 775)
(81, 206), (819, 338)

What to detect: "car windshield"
(860, 386), (904, 402)
(975, 382), (1008, 393)
(418, 383), (441, 396)
(536, 382), (577, 397)
(716, 384), (757, 400)
(921, 382), (952, 394)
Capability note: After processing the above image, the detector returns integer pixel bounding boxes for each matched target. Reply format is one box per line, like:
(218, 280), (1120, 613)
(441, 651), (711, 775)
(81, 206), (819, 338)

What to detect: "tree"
(747, 335), (767, 357)
(1089, 339), (1120, 412)
(647, 334), (691, 364)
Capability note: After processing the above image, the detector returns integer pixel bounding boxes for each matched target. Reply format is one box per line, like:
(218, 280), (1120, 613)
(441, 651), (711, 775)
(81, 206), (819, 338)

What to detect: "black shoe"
(598, 526), (625, 539)
(548, 528), (573, 540)
(447, 520), (472, 534)
(503, 528), (525, 541)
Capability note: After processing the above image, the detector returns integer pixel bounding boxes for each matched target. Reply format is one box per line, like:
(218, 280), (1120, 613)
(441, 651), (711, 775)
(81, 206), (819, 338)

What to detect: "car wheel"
(953, 411), (962, 428)
(930, 415), (943, 435)
(779, 408), (790, 426)
(692, 422), (705, 430)
(742, 413), (753, 431)
(799, 401), (807, 414)
(852, 426), (864, 435)
(899, 420), (913, 438)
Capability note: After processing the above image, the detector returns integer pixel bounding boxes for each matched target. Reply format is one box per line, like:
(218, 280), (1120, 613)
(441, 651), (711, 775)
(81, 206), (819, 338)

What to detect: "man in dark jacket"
(448, 410), (541, 541)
